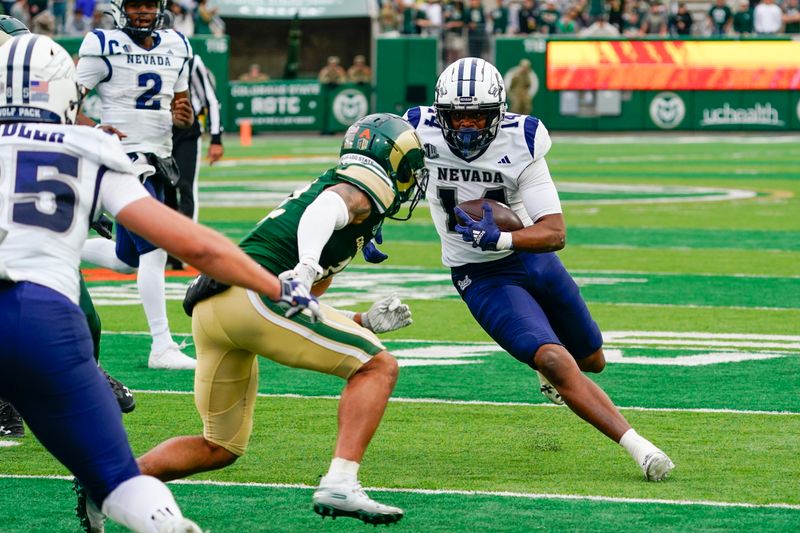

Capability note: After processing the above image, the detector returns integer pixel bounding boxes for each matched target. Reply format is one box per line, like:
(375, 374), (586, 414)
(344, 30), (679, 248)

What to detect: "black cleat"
(99, 366), (136, 414)
(0, 397), (24, 438)
(73, 478), (106, 533)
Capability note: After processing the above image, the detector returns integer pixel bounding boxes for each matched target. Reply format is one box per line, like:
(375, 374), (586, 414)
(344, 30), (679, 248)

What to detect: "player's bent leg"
(138, 435), (239, 482)
(535, 344), (674, 481)
(534, 344), (630, 442)
(313, 351), (403, 525)
(576, 348), (606, 374)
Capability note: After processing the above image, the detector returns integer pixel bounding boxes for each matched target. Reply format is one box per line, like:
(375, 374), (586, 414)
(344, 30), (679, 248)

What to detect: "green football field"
(2, 133), (799, 532)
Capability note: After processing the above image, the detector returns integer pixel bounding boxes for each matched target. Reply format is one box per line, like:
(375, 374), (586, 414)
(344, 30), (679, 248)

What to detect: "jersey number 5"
(437, 187), (508, 232)
(136, 73), (162, 110)
(9, 151), (79, 233)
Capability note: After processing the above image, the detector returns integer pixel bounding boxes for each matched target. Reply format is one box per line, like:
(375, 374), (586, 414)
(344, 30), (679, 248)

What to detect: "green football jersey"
(239, 167), (394, 280)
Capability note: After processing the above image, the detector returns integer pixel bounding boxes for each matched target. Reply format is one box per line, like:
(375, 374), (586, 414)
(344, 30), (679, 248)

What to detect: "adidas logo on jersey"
(498, 155), (511, 164)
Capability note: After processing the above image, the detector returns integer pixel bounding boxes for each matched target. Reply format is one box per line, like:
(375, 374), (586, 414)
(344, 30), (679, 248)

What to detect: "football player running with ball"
(76, 0), (199, 370)
(0, 35), (316, 533)
(135, 113), (428, 526)
(405, 57), (675, 482)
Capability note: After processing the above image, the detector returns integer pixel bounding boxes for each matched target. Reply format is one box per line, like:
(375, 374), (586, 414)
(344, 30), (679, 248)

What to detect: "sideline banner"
(214, 0), (375, 19)
(547, 40), (800, 90)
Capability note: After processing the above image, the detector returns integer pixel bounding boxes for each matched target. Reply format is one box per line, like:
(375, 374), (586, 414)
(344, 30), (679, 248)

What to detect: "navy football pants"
(0, 282), (140, 506)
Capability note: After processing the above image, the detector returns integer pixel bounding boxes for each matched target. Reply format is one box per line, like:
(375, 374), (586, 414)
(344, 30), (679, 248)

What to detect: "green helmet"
(338, 113), (428, 220)
(0, 15), (30, 45)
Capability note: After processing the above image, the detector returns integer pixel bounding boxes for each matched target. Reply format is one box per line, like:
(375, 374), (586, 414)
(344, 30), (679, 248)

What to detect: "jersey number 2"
(136, 73), (162, 110)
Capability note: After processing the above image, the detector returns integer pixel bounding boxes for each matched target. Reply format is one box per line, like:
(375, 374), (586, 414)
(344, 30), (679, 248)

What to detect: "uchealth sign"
(645, 91), (794, 131)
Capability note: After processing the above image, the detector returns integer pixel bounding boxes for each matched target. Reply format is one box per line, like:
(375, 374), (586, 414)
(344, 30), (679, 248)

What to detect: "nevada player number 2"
(136, 73), (162, 110)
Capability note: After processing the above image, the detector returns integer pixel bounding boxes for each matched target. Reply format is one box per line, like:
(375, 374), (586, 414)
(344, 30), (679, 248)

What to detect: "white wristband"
(496, 232), (513, 251)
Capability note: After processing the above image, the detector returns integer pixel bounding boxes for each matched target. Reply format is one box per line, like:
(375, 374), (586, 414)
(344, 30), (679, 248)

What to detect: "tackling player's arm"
(283, 182), (374, 291)
(172, 90), (194, 129)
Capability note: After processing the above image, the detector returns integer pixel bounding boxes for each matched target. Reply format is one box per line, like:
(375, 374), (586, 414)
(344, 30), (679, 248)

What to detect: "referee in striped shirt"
(166, 53), (223, 224)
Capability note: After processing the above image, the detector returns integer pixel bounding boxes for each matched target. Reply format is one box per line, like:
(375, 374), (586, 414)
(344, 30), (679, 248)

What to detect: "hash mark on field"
(2, 475), (799, 510)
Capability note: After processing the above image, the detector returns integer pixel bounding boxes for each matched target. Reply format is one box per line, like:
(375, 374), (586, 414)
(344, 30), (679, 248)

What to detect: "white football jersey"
(77, 29), (192, 158)
(405, 107), (560, 267)
(0, 123), (149, 304)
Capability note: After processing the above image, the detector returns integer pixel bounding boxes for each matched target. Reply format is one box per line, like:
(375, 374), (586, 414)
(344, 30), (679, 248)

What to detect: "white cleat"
(312, 477), (403, 525)
(148, 344), (197, 370)
(537, 371), (565, 405)
(155, 517), (203, 533)
(642, 451), (675, 481)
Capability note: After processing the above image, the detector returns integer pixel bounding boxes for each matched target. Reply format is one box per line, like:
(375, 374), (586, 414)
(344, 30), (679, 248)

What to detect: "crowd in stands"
(0, 0), (226, 38)
(380, 0), (800, 59)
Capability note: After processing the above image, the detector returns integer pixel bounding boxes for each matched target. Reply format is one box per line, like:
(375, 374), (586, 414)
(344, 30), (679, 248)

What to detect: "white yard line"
(2, 474), (798, 511)
(130, 390), (800, 416)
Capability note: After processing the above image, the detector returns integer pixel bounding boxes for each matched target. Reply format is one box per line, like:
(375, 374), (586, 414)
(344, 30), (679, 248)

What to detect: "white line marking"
(2, 475), (798, 510)
(130, 390), (800, 416)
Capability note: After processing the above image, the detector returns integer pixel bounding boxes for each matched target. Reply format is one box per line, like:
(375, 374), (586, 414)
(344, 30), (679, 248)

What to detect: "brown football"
(455, 198), (524, 231)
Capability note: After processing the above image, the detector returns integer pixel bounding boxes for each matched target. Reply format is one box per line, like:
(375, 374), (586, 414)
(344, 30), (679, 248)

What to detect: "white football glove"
(360, 294), (412, 334)
(277, 258), (323, 291)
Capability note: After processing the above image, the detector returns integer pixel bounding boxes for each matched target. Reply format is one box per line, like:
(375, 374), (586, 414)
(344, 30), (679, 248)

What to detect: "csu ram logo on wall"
(332, 89), (369, 126)
(649, 92), (686, 129)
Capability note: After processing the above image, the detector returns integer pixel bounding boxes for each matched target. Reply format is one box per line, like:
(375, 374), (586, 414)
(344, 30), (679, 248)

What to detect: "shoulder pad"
(522, 116), (552, 161)
(65, 128), (135, 174)
(159, 30), (193, 59)
(79, 30), (108, 57)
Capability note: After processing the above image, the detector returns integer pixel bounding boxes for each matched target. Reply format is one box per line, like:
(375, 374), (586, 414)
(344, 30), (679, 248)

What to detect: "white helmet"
(0, 34), (81, 124)
(434, 57), (507, 160)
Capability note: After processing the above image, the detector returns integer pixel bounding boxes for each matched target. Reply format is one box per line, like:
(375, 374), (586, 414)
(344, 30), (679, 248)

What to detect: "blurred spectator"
(538, 1), (561, 35)
(491, 0), (510, 34)
(623, 7), (643, 36)
(194, 0), (218, 35)
(784, 0), (800, 34)
(608, 0), (624, 32)
(423, 0), (444, 37)
(64, 6), (90, 36)
(239, 63), (269, 82)
(1, 0), (15, 21)
(169, 0), (195, 36)
(379, 0), (399, 34)
(754, 0), (782, 33)
(8, 0), (30, 29)
(74, 0), (96, 21)
(91, 5), (113, 30)
(318, 55), (347, 85)
(708, 0), (733, 36)
(733, 1), (753, 34)
(579, 13), (622, 36)
(557, 8), (578, 33)
(517, 0), (538, 34)
(670, 2), (693, 35)
(347, 54), (372, 84)
(642, 1), (669, 35)
(464, 0), (487, 58)
(443, 0), (465, 64)
(400, 0), (424, 34)
(51, 0), (67, 33)
(27, 0), (47, 19)
(31, 9), (54, 35)
(508, 58), (532, 115)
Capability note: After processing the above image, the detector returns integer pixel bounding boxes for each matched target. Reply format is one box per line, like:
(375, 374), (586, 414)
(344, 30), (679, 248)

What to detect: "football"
(455, 198), (524, 232)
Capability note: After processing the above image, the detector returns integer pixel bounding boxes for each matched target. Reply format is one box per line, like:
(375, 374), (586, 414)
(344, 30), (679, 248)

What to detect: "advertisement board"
(547, 40), (800, 91)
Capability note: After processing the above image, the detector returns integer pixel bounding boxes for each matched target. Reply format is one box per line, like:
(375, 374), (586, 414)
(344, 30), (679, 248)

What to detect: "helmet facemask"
(434, 57), (507, 161)
(109, 0), (165, 40)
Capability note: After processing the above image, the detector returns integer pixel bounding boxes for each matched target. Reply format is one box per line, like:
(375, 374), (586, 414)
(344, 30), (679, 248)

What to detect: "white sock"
(82, 238), (136, 274)
(137, 249), (173, 352)
(619, 428), (660, 467)
(324, 457), (360, 483)
(101, 475), (184, 533)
